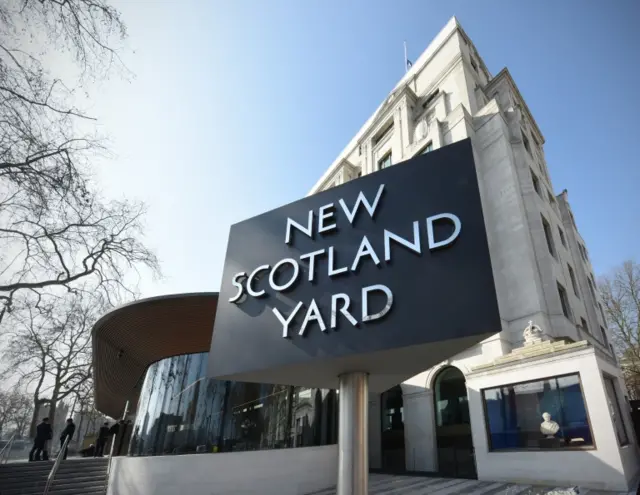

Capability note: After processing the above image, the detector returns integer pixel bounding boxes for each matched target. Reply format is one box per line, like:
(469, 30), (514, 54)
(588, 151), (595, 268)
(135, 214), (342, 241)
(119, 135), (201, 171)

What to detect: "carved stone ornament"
(523, 320), (543, 346)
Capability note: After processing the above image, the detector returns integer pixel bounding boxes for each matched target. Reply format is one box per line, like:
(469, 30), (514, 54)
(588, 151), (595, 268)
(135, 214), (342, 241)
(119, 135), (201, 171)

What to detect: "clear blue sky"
(93, 0), (639, 298)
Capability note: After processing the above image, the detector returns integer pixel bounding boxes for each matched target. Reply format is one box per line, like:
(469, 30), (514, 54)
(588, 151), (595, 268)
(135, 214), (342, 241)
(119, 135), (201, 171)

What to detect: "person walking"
(94, 422), (110, 457)
(59, 418), (76, 460)
(29, 417), (52, 462)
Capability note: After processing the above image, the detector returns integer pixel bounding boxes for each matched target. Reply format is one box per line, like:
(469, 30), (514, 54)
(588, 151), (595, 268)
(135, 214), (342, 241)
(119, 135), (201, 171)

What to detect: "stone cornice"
(315, 158), (358, 192)
(485, 67), (545, 145)
(468, 339), (592, 376)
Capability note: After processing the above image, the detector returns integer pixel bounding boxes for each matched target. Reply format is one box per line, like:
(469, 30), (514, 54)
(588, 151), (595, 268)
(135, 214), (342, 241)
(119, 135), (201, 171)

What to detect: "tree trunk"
(48, 395), (58, 438)
(28, 400), (41, 439)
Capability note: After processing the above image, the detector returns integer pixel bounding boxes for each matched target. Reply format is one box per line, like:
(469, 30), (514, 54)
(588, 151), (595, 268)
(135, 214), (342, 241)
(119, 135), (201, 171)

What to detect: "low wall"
(107, 445), (338, 495)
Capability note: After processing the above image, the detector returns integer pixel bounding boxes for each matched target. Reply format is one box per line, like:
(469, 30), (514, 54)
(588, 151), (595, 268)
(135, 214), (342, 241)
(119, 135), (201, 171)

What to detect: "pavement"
(308, 473), (638, 495)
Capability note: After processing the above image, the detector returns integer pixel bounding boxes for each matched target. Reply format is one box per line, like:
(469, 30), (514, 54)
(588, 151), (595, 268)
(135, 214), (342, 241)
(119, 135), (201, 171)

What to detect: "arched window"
(434, 367), (469, 427)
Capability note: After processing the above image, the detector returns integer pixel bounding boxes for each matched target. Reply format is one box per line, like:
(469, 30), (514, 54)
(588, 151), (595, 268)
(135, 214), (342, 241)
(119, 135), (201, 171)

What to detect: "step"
(1, 488), (105, 495)
(0, 476), (47, 488)
(50, 486), (107, 495)
(52, 475), (107, 487)
(0, 478), (107, 495)
(51, 480), (107, 491)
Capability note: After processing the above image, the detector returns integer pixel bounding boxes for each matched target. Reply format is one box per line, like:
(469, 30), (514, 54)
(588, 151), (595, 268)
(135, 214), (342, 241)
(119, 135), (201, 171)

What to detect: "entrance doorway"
(433, 367), (476, 478)
(380, 385), (405, 472)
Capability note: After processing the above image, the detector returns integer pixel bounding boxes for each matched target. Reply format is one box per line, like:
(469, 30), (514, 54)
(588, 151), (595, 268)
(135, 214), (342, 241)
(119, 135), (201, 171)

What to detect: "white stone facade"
(309, 17), (639, 491)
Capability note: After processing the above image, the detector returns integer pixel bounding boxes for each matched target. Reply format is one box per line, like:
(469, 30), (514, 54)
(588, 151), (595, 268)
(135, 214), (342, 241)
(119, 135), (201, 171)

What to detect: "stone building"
(308, 16), (639, 491)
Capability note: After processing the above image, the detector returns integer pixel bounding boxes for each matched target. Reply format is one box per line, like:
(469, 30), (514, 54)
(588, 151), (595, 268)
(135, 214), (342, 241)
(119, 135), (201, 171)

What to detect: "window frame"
(377, 152), (392, 170)
(602, 374), (629, 446)
(531, 169), (541, 197)
(558, 227), (567, 248)
(568, 264), (579, 299)
(600, 326), (609, 347)
(580, 317), (589, 335)
(522, 132), (532, 156)
(418, 142), (433, 155)
(480, 372), (596, 452)
(557, 281), (573, 321)
(541, 215), (556, 258)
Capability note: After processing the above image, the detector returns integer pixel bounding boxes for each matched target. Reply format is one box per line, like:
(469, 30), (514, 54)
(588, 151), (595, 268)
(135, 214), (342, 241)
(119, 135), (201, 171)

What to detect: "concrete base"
(107, 445), (337, 495)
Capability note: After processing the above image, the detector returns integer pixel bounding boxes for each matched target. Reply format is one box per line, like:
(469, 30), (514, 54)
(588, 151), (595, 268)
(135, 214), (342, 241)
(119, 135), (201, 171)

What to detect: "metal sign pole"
(337, 372), (369, 495)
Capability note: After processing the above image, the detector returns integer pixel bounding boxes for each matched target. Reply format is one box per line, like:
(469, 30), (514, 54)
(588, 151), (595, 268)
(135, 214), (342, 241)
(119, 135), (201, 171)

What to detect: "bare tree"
(599, 260), (640, 398)
(0, 0), (159, 324)
(10, 391), (32, 438)
(1, 293), (103, 437)
(0, 386), (32, 437)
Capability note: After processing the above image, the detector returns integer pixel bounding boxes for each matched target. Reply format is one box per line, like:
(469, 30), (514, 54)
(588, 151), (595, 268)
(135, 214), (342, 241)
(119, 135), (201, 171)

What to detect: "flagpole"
(404, 41), (408, 73)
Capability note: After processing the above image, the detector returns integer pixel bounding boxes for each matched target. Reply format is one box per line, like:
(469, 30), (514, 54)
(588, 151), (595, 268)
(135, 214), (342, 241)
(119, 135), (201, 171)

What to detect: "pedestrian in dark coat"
(29, 418), (52, 462)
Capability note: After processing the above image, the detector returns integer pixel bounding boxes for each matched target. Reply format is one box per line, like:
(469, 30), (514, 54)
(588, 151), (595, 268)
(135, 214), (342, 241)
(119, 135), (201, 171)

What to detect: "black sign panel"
(208, 139), (500, 391)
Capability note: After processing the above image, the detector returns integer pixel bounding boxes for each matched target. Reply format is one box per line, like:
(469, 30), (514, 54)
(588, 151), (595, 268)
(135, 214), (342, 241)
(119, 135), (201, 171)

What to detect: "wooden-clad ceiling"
(92, 293), (218, 419)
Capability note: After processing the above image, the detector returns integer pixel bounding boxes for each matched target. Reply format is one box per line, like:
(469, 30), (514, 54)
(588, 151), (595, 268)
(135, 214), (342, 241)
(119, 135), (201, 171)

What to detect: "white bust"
(540, 412), (559, 437)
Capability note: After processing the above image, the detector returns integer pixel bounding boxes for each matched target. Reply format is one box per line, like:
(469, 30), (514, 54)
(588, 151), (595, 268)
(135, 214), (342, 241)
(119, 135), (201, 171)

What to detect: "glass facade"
(129, 353), (338, 456)
(482, 373), (593, 451)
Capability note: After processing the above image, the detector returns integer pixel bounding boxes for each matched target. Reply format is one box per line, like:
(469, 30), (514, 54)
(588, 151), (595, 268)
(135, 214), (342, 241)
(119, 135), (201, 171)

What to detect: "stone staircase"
(0, 457), (109, 495)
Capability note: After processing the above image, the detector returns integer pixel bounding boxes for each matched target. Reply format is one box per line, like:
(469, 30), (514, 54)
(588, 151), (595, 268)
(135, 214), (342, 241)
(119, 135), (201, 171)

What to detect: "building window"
(558, 227), (567, 248)
(557, 282), (572, 320)
(587, 277), (597, 301)
(378, 153), (392, 170)
(423, 89), (439, 109)
(373, 121), (394, 146)
(541, 215), (556, 258)
(358, 145), (362, 156)
(482, 373), (593, 451)
(580, 317), (589, 334)
(567, 264), (579, 298)
(599, 303), (607, 323)
(470, 58), (478, 72)
(531, 169), (541, 196)
(579, 243), (588, 262)
(602, 375), (629, 446)
(522, 132), (532, 156)
(600, 326), (609, 347)
(419, 142), (433, 155)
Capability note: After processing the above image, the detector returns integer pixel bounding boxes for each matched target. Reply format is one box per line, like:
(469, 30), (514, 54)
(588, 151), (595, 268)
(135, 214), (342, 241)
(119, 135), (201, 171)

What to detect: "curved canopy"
(92, 292), (218, 419)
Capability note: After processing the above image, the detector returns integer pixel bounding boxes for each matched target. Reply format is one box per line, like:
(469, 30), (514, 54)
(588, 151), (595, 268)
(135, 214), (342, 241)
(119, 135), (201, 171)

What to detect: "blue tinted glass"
(482, 373), (593, 450)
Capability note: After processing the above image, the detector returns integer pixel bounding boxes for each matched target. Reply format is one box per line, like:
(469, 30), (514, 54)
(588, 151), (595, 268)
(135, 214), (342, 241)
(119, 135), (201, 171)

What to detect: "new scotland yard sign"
(208, 138), (500, 391)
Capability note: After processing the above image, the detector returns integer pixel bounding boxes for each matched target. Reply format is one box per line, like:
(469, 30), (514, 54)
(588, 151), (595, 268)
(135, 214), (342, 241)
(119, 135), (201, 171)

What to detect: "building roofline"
(485, 67), (545, 144)
(308, 16), (462, 195)
(92, 292), (218, 418)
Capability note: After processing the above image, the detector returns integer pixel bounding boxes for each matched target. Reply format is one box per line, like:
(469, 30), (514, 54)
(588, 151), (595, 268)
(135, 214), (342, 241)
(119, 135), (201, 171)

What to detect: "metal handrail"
(43, 434), (70, 495)
(104, 400), (130, 493)
(0, 433), (16, 464)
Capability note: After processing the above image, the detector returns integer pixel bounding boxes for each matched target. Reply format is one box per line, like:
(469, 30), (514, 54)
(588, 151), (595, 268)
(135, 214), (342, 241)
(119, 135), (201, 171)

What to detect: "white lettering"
(362, 284), (393, 322)
(318, 203), (337, 234)
(228, 272), (247, 303)
(427, 213), (462, 250)
(273, 302), (304, 338)
(338, 184), (385, 224)
(330, 293), (358, 329)
(328, 246), (348, 277)
(383, 221), (421, 261)
(269, 258), (300, 291)
(299, 249), (325, 282)
(246, 264), (270, 297)
(299, 299), (327, 335)
(351, 235), (381, 271)
(285, 210), (314, 245)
